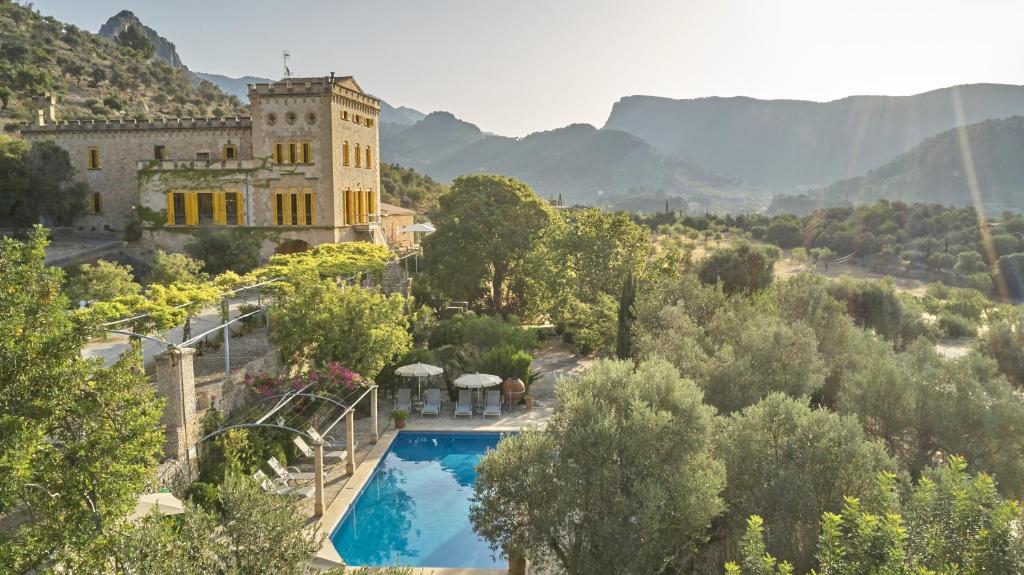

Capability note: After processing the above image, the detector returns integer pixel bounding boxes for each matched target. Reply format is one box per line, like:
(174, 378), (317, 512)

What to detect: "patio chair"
(483, 390), (501, 418)
(253, 470), (312, 498)
(267, 456), (316, 483)
(307, 427), (356, 452)
(454, 389), (473, 418)
(292, 436), (347, 461)
(421, 388), (441, 417)
(395, 388), (412, 413)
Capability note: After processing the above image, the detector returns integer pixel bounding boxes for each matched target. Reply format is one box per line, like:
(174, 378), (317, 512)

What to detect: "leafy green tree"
(839, 341), (1024, 497)
(0, 228), (165, 573)
(703, 313), (825, 412)
(809, 247), (833, 269)
(698, 241), (778, 295)
(954, 250), (987, 277)
(113, 474), (365, 575)
(765, 218), (802, 248)
(979, 314), (1024, 387)
(65, 259), (141, 304)
(422, 174), (553, 313)
(717, 394), (893, 572)
(269, 273), (411, 379)
(615, 269), (637, 359)
(185, 227), (263, 275)
(546, 208), (650, 353)
(0, 137), (89, 227)
(116, 25), (155, 58)
(726, 459), (1024, 575)
(145, 249), (209, 286)
(471, 359), (725, 574)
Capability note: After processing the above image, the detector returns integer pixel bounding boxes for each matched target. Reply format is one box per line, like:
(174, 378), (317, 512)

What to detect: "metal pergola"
(194, 378), (379, 516)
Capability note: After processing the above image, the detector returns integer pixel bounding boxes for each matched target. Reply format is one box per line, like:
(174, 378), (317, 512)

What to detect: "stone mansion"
(20, 75), (413, 254)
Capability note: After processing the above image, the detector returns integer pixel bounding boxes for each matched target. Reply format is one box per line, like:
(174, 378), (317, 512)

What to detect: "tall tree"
(615, 269), (636, 359)
(422, 174), (553, 313)
(471, 359), (725, 574)
(269, 272), (411, 379)
(0, 228), (164, 572)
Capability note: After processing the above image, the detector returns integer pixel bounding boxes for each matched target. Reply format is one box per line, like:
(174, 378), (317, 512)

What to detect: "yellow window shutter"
(345, 189), (352, 224)
(236, 192), (245, 225)
(214, 192), (226, 225)
(309, 194), (316, 225)
(295, 192), (304, 226)
(186, 192), (199, 225)
(273, 191), (280, 225)
(369, 190), (376, 216)
(220, 146), (226, 161)
(166, 193), (175, 225)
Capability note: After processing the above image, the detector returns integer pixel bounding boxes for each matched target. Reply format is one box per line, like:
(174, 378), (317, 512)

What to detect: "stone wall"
(21, 119), (252, 234)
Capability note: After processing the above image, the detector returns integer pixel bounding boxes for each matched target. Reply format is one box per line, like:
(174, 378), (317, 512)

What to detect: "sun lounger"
(253, 470), (312, 498)
(395, 388), (412, 413)
(421, 388), (441, 416)
(454, 389), (473, 418)
(483, 390), (501, 418)
(307, 427), (356, 452)
(292, 436), (347, 461)
(267, 456), (316, 482)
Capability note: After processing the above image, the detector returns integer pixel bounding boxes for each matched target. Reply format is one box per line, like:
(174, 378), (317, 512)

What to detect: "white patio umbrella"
(127, 492), (185, 521)
(398, 223), (436, 234)
(453, 373), (502, 389)
(454, 373), (503, 412)
(395, 362), (443, 397)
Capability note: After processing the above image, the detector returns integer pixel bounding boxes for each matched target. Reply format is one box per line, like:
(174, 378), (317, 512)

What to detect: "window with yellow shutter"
(355, 144), (361, 168)
(185, 192), (199, 226)
(343, 142), (350, 166)
(87, 147), (101, 170)
(273, 143), (283, 164)
(303, 188), (314, 225)
(222, 144), (237, 161)
(301, 141), (313, 164)
(274, 192), (284, 226)
(289, 190), (299, 225)
(365, 147), (371, 169)
(288, 142), (298, 164)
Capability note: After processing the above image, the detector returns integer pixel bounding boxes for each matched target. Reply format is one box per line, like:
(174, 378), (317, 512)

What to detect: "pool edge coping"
(315, 426), (524, 573)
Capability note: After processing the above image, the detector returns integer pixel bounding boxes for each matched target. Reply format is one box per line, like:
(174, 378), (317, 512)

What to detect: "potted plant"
(391, 409), (408, 429)
(522, 369), (542, 410)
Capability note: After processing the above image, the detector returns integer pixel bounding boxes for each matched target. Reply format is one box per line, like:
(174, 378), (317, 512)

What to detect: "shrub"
(183, 481), (220, 513)
(477, 345), (533, 382)
(427, 314), (537, 352)
(938, 313), (977, 338)
(185, 228), (262, 275)
(65, 259), (141, 304)
(145, 250), (208, 286)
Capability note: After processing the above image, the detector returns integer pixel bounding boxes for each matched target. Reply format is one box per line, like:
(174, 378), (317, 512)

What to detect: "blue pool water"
(330, 431), (508, 569)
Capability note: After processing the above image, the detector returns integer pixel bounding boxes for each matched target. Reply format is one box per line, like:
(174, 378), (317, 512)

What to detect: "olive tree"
(65, 259), (141, 304)
(471, 359), (725, 575)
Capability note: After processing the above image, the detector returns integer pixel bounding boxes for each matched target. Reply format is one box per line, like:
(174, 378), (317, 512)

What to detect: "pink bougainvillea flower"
(309, 370), (319, 382)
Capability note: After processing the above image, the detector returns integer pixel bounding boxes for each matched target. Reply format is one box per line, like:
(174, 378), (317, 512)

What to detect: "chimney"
(35, 92), (57, 124)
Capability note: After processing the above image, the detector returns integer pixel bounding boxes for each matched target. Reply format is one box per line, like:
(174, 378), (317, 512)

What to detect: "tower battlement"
(22, 116), (253, 133)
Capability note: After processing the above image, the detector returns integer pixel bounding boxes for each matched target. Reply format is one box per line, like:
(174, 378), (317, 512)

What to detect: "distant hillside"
(380, 101), (426, 125)
(605, 84), (1024, 189)
(97, 10), (185, 69)
(804, 116), (1024, 211)
(380, 163), (448, 212)
(0, 3), (244, 129)
(381, 112), (755, 208)
(193, 72), (272, 100)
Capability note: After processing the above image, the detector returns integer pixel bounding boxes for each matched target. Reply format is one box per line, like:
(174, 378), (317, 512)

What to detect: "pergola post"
(313, 439), (325, 516)
(345, 410), (356, 475)
(370, 386), (379, 444)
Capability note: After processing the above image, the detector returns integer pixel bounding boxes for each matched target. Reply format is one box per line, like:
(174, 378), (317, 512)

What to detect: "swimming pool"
(330, 431), (508, 569)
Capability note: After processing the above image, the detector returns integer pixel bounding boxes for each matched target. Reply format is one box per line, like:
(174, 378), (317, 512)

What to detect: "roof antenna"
(282, 50), (292, 78)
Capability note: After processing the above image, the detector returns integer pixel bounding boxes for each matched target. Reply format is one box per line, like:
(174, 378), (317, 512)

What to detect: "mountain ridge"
(605, 83), (1024, 189)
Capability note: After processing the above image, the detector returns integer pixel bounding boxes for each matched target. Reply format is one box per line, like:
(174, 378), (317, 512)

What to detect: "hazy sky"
(33, 0), (1024, 136)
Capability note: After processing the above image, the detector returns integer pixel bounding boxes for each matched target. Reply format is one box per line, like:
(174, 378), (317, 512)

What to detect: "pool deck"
(313, 413), (537, 574)
(310, 342), (590, 573)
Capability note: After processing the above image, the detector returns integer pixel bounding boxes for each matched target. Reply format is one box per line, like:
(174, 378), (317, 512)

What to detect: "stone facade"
(21, 76), (389, 253)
